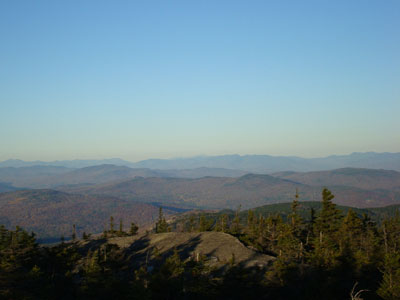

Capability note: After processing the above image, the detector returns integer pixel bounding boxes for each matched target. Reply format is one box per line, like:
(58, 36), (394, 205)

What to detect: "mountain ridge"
(2, 152), (400, 172)
(58, 171), (400, 209)
(0, 165), (247, 188)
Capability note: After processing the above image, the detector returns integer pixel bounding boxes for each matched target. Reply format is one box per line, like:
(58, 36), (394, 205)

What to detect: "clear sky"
(1, 0), (399, 162)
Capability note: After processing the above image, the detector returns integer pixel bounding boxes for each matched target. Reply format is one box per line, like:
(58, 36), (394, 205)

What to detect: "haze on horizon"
(1, 1), (399, 162)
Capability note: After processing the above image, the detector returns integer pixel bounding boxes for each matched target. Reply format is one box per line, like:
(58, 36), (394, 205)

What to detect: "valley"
(1, 160), (400, 241)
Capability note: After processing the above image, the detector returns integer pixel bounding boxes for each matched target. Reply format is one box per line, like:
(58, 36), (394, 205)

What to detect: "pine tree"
(339, 209), (363, 252)
(72, 224), (77, 241)
(110, 216), (115, 233)
(276, 222), (303, 261)
(378, 252), (400, 299)
(156, 207), (168, 233)
(189, 215), (196, 232)
(290, 189), (303, 239)
(336, 209), (366, 274)
(215, 214), (229, 233)
(257, 214), (265, 245)
(313, 188), (343, 267)
(315, 188), (342, 235)
(305, 207), (316, 246)
(247, 209), (257, 238)
(359, 213), (380, 265)
(378, 214), (400, 299)
(230, 205), (242, 235)
(130, 222), (139, 235)
(86, 249), (102, 275)
(198, 214), (210, 232)
(119, 218), (124, 235)
(264, 215), (284, 254)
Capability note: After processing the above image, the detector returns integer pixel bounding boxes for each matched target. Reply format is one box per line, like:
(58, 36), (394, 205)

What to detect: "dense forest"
(1, 188), (400, 299)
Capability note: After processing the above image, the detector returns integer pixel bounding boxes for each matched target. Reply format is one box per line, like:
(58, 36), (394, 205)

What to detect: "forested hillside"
(168, 201), (400, 231)
(1, 188), (400, 299)
(0, 189), (175, 242)
(1, 185), (400, 243)
(60, 173), (400, 209)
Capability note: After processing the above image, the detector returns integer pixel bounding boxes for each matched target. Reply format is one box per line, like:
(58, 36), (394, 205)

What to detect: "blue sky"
(1, 0), (399, 161)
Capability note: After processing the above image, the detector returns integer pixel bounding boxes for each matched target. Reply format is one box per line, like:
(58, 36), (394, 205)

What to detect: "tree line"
(0, 188), (399, 299)
(165, 188), (400, 299)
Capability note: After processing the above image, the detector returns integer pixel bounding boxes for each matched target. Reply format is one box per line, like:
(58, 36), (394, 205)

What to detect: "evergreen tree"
(378, 252), (400, 299)
(263, 215), (284, 254)
(156, 207), (168, 233)
(230, 205), (242, 235)
(189, 215), (196, 232)
(378, 214), (400, 299)
(313, 188), (343, 267)
(305, 207), (316, 246)
(198, 214), (210, 232)
(257, 215), (265, 245)
(149, 248), (184, 298)
(315, 188), (342, 235)
(359, 213), (380, 265)
(247, 209), (257, 238)
(119, 218), (124, 235)
(86, 249), (102, 274)
(130, 222), (139, 235)
(290, 189), (302, 230)
(109, 216), (115, 233)
(72, 224), (77, 241)
(339, 209), (363, 255)
(215, 214), (229, 233)
(276, 222), (303, 261)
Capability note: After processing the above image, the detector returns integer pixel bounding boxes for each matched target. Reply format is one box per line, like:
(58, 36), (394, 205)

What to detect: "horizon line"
(1, 151), (399, 164)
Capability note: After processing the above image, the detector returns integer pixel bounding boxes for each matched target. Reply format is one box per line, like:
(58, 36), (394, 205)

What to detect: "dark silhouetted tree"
(156, 207), (168, 233)
(130, 222), (139, 235)
(109, 216), (115, 233)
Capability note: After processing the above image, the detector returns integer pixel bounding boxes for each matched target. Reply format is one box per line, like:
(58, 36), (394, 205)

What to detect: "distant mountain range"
(130, 152), (400, 172)
(0, 165), (247, 188)
(2, 164), (400, 209)
(58, 168), (400, 209)
(2, 166), (400, 241)
(1, 152), (400, 172)
(273, 168), (400, 191)
(0, 158), (132, 168)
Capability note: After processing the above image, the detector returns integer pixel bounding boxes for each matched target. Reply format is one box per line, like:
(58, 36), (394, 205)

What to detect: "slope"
(59, 173), (400, 209)
(273, 168), (400, 190)
(0, 189), (174, 242)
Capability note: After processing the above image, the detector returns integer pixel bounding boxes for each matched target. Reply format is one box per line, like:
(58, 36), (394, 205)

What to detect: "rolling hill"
(59, 173), (400, 209)
(0, 182), (20, 193)
(272, 168), (400, 190)
(0, 165), (73, 188)
(2, 166), (400, 242)
(0, 189), (174, 242)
